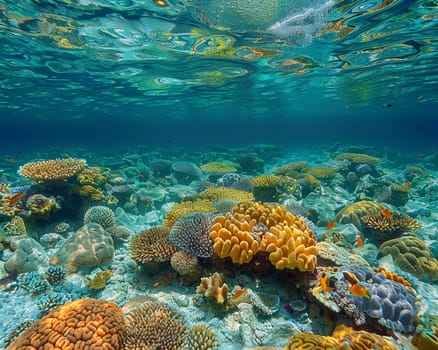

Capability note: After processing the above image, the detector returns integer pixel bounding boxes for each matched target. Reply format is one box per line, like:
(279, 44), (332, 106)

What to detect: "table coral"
(201, 161), (237, 174)
(302, 167), (337, 179)
(50, 223), (114, 273)
(164, 199), (216, 228)
(18, 157), (87, 181)
(335, 201), (386, 230)
(273, 161), (308, 176)
(130, 226), (178, 264)
(124, 301), (187, 350)
(169, 212), (215, 257)
(379, 236), (438, 281)
(334, 152), (381, 165)
(8, 298), (125, 350)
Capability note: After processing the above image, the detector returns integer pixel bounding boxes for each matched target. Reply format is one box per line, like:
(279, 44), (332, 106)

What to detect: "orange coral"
(210, 202), (317, 271)
(18, 158), (87, 181)
(285, 332), (339, 349)
(196, 272), (228, 304)
(8, 298), (125, 350)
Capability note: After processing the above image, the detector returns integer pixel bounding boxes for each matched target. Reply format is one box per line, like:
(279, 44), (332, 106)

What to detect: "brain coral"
(317, 241), (370, 267)
(123, 301), (187, 350)
(169, 212), (215, 257)
(334, 152), (381, 165)
(210, 201), (317, 271)
(164, 199), (216, 228)
(130, 226), (178, 264)
(84, 205), (115, 229)
(335, 201), (386, 230)
(18, 158), (87, 181)
(49, 223), (114, 273)
(8, 298), (125, 350)
(285, 332), (339, 349)
(379, 236), (438, 281)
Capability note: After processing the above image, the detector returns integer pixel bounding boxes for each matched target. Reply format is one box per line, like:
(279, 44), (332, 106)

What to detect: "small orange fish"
(233, 289), (247, 300)
(320, 276), (329, 295)
(8, 192), (26, 206)
(355, 235), (364, 249)
(381, 208), (393, 221)
(153, 281), (161, 287)
(405, 181), (410, 191)
(348, 284), (370, 299)
(326, 221), (337, 230)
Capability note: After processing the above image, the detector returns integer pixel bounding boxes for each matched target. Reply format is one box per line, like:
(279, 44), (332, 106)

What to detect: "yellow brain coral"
(164, 199), (216, 228)
(18, 158), (87, 181)
(210, 202), (317, 271)
(8, 298), (125, 350)
(334, 152), (381, 165)
(285, 332), (339, 349)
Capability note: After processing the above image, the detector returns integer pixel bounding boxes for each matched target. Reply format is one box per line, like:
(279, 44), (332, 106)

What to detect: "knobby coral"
(18, 158), (87, 181)
(8, 298), (125, 350)
(196, 272), (229, 304)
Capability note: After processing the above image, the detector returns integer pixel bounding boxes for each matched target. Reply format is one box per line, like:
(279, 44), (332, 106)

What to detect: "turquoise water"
(0, 0), (437, 147)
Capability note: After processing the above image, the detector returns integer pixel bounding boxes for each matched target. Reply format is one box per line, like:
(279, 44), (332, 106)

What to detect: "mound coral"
(169, 212), (215, 257)
(379, 236), (438, 281)
(8, 298), (125, 350)
(123, 301), (187, 350)
(186, 324), (219, 350)
(199, 187), (254, 202)
(362, 210), (420, 242)
(50, 223), (114, 273)
(83, 205), (115, 229)
(302, 167), (337, 179)
(210, 202), (317, 271)
(130, 226), (178, 264)
(164, 199), (216, 228)
(251, 175), (283, 202)
(335, 201), (386, 230)
(196, 272), (229, 304)
(317, 241), (370, 267)
(170, 250), (202, 283)
(334, 152), (381, 165)
(18, 158), (87, 181)
(273, 161), (308, 176)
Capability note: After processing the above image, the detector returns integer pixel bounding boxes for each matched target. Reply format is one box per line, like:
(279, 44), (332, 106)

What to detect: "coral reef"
(412, 314), (438, 350)
(199, 187), (254, 202)
(285, 332), (339, 349)
(130, 226), (178, 264)
(18, 158), (87, 181)
(302, 167), (337, 179)
(79, 185), (105, 201)
(123, 301), (187, 350)
(273, 161), (308, 176)
(77, 166), (108, 186)
(50, 223), (115, 273)
(164, 199), (216, 228)
(169, 212), (215, 257)
(196, 272), (229, 304)
(8, 298), (125, 350)
(379, 236), (438, 281)
(83, 205), (115, 229)
(335, 201), (386, 230)
(4, 320), (35, 348)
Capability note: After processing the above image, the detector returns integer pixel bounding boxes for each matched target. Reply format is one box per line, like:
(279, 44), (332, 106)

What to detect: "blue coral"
(45, 265), (68, 285)
(17, 271), (49, 294)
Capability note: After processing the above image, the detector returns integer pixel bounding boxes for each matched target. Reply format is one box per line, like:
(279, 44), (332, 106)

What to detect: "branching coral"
(8, 298), (125, 350)
(18, 158), (87, 181)
(123, 301), (187, 350)
(77, 166), (108, 186)
(130, 226), (178, 264)
(164, 199), (216, 228)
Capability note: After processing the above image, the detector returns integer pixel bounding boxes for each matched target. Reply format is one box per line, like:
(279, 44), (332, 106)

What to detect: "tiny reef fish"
(319, 275), (329, 295)
(326, 221), (337, 230)
(381, 208), (393, 221)
(355, 235), (364, 249)
(348, 284), (370, 299)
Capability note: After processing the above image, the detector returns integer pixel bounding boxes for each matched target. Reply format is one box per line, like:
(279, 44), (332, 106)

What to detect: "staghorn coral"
(251, 175), (283, 202)
(285, 332), (339, 349)
(379, 236), (438, 281)
(8, 298), (125, 350)
(335, 201), (386, 230)
(36, 292), (71, 316)
(77, 166), (108, 186)
(123, 301), (187, 350)
(83, 205), (115, 229)
(199, 187), (254, 203)
(169, 212), (215, 257)
(17, 271), (50, 294)
(362, 210), (420, 242)
(130, 226), (178, 264)
(50, 223), (114, 273)
(201, 162), (237, 174)
(302, 167), (337, 179)
(186, 324), (219, 350)
(18, 158), (87, 181)
(334, 152), (381, 165)
(317, 241), (370, 267)
(164, 199), (216, 228)
(196, 272), (229, 304)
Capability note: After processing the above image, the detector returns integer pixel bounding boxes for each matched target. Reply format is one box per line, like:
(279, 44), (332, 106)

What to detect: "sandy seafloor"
(0, 142), (437, 349)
